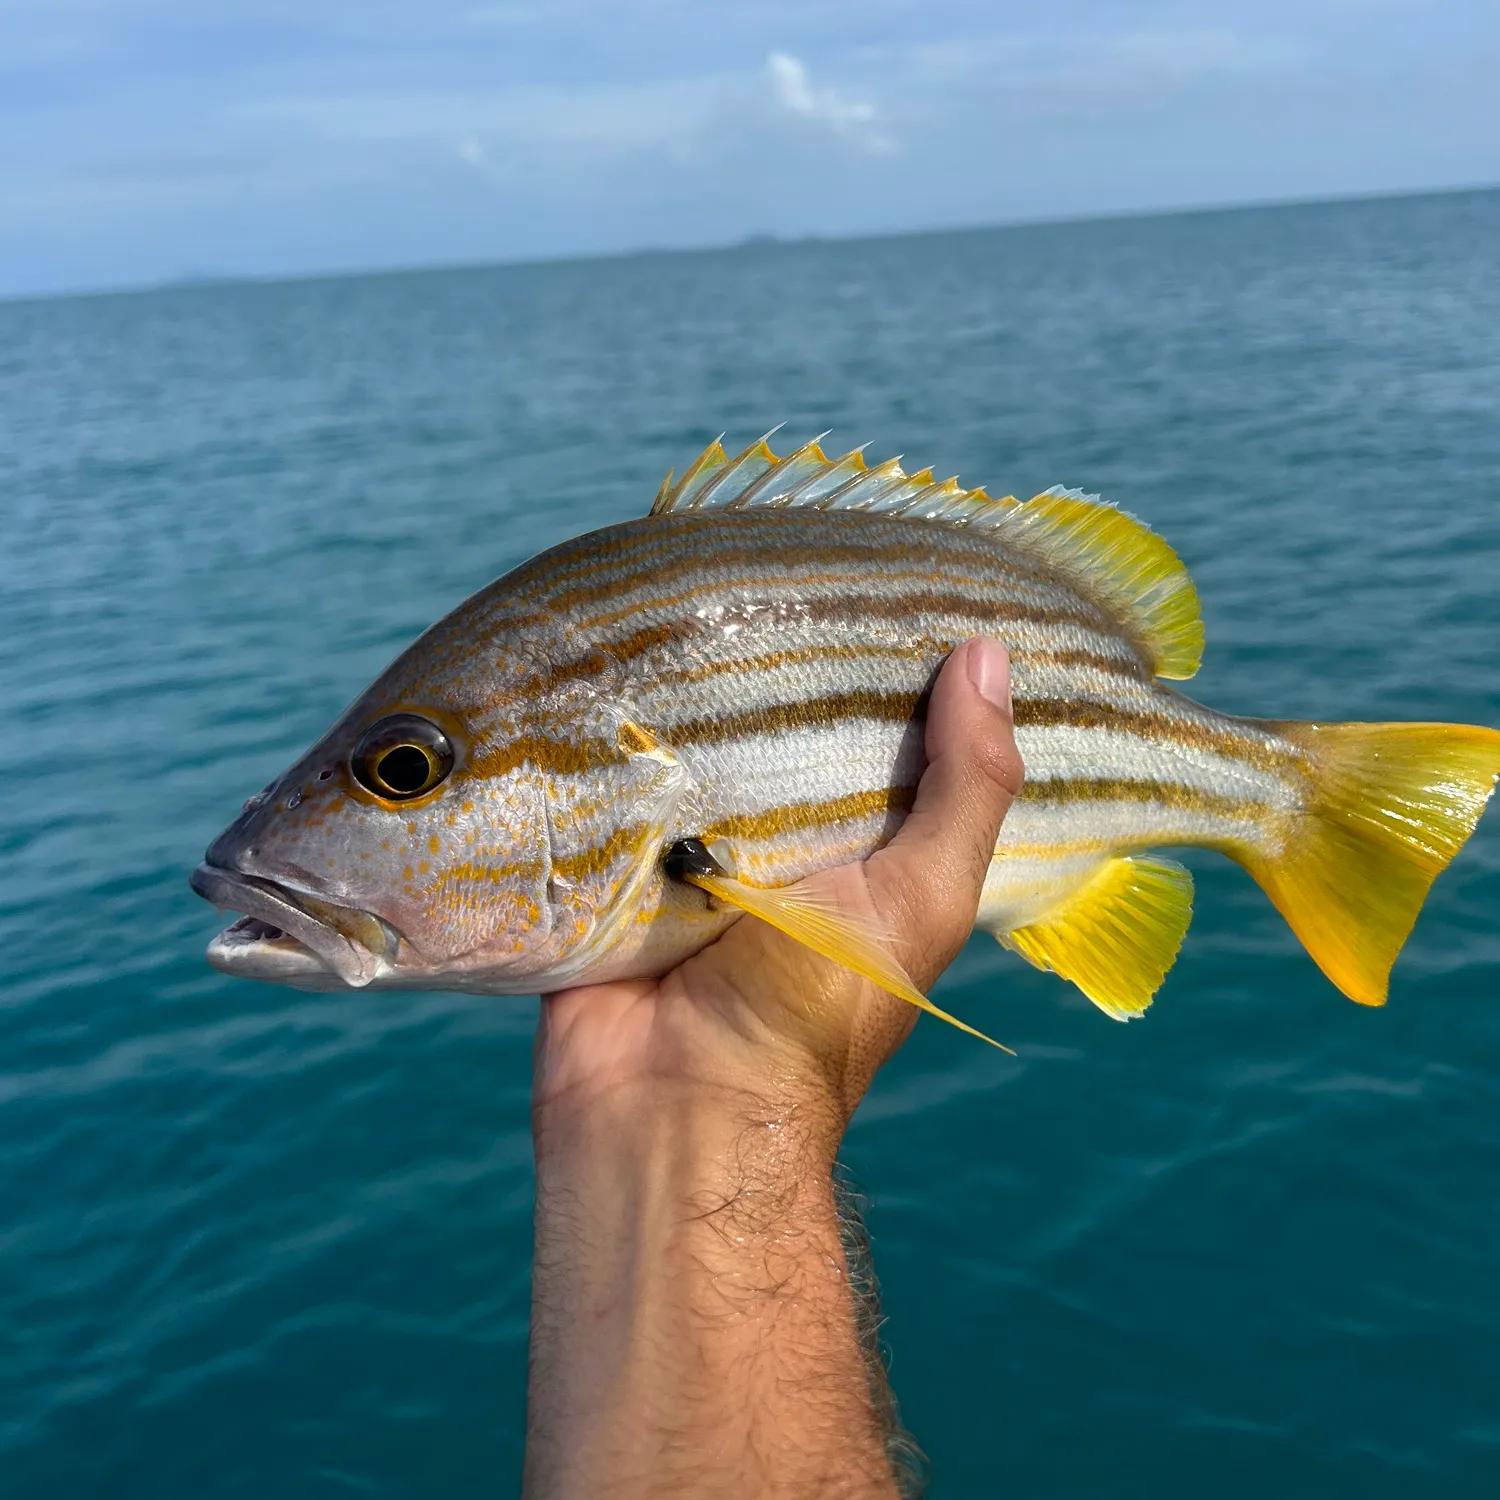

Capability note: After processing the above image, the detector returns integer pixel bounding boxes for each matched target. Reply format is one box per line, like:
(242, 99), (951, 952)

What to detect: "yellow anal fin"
(1244, 719), (1500, 1006)
(998, 855), (1194, 1021)
(684, 871), (1013, 1053)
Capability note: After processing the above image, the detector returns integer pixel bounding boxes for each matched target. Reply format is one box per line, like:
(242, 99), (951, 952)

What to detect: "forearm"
(523, 1075), (901, 1500)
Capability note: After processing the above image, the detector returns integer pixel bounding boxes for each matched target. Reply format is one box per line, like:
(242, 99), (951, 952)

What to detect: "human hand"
(534, 636), (1024, 1134)
(524, 639), (1022, 1500)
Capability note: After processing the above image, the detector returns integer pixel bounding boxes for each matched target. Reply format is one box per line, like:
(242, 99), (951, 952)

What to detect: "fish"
(191, 432), (1500, 1040)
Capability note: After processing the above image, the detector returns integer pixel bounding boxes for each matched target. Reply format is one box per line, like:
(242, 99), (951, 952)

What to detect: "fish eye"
(351, 715), (455, 801)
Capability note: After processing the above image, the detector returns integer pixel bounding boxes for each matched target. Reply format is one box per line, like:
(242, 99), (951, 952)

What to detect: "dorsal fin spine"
(691, 435), (778, 510)
(730, 437), (831, 509)
(666, 436), (728, 509)
(799, 448), (870, 508)
(889, 476), (962, 519)
(818, 453), (903, 511)
(842, 456), (912, 511)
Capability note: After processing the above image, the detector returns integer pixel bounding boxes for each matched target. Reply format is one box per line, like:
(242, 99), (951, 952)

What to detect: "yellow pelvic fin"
(1243, 720), (1500, 1007)
(684, 870), (1013, 1053)
(997, 855), (1195, 1021)
(1000, 489), (1204, 680)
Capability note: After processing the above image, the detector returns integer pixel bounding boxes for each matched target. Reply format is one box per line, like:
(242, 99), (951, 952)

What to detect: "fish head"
(190, 618), (571, 992)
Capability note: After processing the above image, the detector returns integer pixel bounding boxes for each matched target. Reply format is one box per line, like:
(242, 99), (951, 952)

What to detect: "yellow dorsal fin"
(651, 435), (1200, 678)
(652, 432), (1020, 527)
(998, 855), (1194, 1021)
(683, 869), (1013, 1052)
(999, 490), (1204, 680)
(655, 435), (729, 509)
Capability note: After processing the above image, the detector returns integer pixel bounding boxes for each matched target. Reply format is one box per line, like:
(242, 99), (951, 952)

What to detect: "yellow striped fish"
(191, 433), (1500, 1038)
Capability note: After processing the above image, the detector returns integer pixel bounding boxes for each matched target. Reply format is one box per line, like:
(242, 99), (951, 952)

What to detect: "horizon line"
(6, 178), (1497, 310)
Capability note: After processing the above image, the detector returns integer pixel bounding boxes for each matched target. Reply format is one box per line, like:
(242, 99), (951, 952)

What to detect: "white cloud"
(767, 52), (891, 150)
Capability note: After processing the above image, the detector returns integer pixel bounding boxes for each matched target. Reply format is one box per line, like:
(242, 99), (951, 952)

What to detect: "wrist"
(532, 979), (855, 1146)
(525, 1063), (895, 1498)
(531, 1070), (842, 1263)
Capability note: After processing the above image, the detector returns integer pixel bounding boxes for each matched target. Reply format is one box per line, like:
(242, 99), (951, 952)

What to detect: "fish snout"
(204, 814), (259, 877)
(202, 776), (331, 892)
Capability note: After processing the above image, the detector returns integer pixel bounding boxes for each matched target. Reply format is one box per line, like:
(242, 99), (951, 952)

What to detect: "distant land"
(5, 180), (1496, 309)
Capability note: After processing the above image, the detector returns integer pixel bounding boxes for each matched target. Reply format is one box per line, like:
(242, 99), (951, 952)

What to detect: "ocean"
(2, 188), (1498, 1497)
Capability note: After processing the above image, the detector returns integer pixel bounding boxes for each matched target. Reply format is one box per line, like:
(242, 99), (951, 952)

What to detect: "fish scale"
(192, 433), (1500, 1036)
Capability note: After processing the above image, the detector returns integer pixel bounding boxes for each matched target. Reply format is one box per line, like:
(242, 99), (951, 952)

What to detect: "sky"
(1, 0), (1497, 299)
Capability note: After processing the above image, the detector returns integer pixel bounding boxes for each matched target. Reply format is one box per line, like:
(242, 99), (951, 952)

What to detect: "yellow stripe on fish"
(194, 431), (1500, 1039)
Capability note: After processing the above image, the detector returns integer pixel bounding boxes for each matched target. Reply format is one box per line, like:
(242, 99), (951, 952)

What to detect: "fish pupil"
(377, 745), (432, 794)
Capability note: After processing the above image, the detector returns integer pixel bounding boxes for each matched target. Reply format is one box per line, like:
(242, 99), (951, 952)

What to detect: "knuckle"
(971, 730), (1025, 798)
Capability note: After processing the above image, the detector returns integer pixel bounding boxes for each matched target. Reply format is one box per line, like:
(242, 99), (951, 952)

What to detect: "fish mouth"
(189, 863), (399, 989)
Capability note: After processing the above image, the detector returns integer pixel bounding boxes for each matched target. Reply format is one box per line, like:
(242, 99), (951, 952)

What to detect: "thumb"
(865, 638), (1025, 989)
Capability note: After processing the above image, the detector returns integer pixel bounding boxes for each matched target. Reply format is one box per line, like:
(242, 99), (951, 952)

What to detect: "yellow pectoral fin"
(998, 855), (1194, 1021)
(684, 871), (1013, 1053)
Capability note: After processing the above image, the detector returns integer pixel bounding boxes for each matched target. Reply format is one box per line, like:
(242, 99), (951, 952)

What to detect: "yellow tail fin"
(1245, 721), (1500, 1005)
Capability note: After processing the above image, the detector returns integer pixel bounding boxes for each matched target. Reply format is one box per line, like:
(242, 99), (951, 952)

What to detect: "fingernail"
(967, 639), (1012, 715)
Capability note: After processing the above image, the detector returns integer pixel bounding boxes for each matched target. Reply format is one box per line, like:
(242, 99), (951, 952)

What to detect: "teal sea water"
(3, 189), (1499, 1497)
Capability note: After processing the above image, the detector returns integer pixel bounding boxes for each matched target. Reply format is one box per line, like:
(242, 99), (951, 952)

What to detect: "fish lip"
(205, 914), (343, 990)
(189, 862), (390, 988)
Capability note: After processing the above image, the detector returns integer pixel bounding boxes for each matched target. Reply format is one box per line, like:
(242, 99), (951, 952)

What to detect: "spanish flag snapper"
(191, 434), (1500, 1042)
